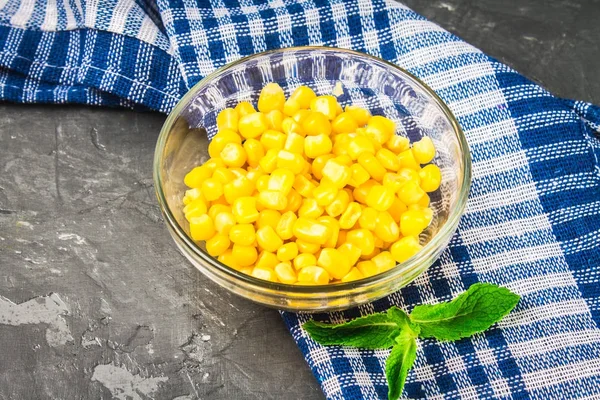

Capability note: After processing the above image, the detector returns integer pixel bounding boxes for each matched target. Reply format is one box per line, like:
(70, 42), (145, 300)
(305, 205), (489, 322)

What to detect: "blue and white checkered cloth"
(2, 0), (600, 398)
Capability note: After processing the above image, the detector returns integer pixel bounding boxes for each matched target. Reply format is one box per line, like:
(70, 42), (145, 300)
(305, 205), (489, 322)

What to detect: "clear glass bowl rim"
(153, 46), (472, 295)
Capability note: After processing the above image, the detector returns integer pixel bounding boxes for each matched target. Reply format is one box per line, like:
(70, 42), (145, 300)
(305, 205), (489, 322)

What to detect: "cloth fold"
(2, 0), (600, 398)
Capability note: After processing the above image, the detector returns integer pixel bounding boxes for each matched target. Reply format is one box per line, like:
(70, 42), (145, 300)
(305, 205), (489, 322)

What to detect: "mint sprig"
(302, 283), (520, 400)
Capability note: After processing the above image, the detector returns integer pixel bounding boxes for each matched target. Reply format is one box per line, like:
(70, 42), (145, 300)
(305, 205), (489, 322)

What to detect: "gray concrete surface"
(0, 1), (598, 399)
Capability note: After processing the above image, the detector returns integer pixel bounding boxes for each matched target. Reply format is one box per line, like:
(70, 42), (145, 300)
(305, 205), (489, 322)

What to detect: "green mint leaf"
(410, 283), (520, 341)
(302, 307), (409, 349)
(386, 329), (418, 400)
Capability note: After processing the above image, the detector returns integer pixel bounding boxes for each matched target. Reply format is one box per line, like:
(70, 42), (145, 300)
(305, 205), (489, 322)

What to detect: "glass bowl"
(153, 47), (471, 312)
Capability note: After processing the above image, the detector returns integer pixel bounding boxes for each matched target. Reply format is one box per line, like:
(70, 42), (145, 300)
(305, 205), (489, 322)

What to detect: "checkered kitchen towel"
(2, 0), (600, 398)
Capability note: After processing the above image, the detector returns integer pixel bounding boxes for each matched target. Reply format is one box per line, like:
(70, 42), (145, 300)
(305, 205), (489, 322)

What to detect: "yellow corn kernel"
(376, 148), (401, 171)
(265, 109), (284, 130)
(398, 168), (421, 185)
(356, 260), (379, 277)
(218, 250), (241, 270)
(298, 198), (324, 219)
(332, 133), (354, 157)
(216, 108), (238, 132)
(412, 137), (436, 164)
(294, 174), (317, 198)
(304, 134), (333, 159)
(183, 188), (205, 205)
(346, 164), (369, 188)
(208, 129), (242, 158)
(204, 157), (225, 172)
(341, 267), (364, 282)
(375, 211), (400, 242)
(212, 210), (234, 234)
(243, 138), (265, 168)
(282, 131), (304, 154)
(206, 234), (231, 257)
(365, 184), (395, 211)
(317, 248), (351, 279)
(353, 179), (378, 204)
(276, 150), (305, 174)
(347, 136), (375, 160)
(302, 112), (332, 136)
(232, 197), (260, 224)
(239, 112), (269, 139)
(321, 159), (352, 189)
(310, 95), (338, 120)
(228, 223), (256, 246)
(183, 199), (208, 221)
(337, 201), (361, 229)
(232, 243), (258, 266)
(293, 253), (317, 270)
(258, 190), (288, 211)
(256, 225), (283, 253)
(183, 165), (213, 188)
(391, 236), (422, 263)
(374, 236), (384, 248)
(317, 216), (340, 248)
(296, 240), (320, 254)
(382, 172), (409, 193)
(313, 181), (338, 207)
(332, 112), (359, 134)
(419, 164), (441, 192)
(360, 246), (380, 260)
(255, 251), (279, 270)
(397, 149), (420, 170)
(409, 204), (434, 226)
(268, 168), (295, 195)
(386, 135), (410, 154)
(258, 82), (286, 113)
(388, 196), (408, 221)
(256, 209), (281, 230)
(297, 266), (330, 285)
(311, 154), (335, 180)
(252, 266), (278, 282)
(281, 117), (304, 136)
(235, 101), (256, 117)
(345, 105), (371, 126)
(358, 206), (378, 231)
(326, 189), (350, 217)
(276, 211), (297, 240)
(259, 148), (279, 174)
(212, 167), (236, 184)
(293, 217), (331, 245)
(201, 178), (223, 202)
(283, 98), (300, 117)
(210, 205), (231, 222)
(256, 175), (270, 192)
(290, 85), (317, 109)
(418, 194), (430, 208)
(292, 109), (311, 124)
(285, 189), (303, 213)
(229, 167), (247, 178)
(398, 180), (426, 205)
(366, 116), (395, 144)
(189, 214), (215, 241)
(260, 130), (286, 151)
(357, 153), (386, 182)
(245, 167), (265, 183)
(277, 242), (299, 262)
(336, 229), (348, 247)
(346, 229), (375, 256)
(337, 242), (362, 266)
(211, 195), (229, 206)
(400, 209), (430, 236)
(223, 176), (254, 204)
(372, 251), (396, 272)
(274, 262), (297, 284)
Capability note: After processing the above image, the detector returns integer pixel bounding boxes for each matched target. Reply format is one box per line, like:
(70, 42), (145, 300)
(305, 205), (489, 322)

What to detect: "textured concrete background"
(0, 1), (598, 399)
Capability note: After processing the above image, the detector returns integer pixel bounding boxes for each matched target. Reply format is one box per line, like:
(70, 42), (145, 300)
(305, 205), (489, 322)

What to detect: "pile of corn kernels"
(182, 83), (441, 285)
